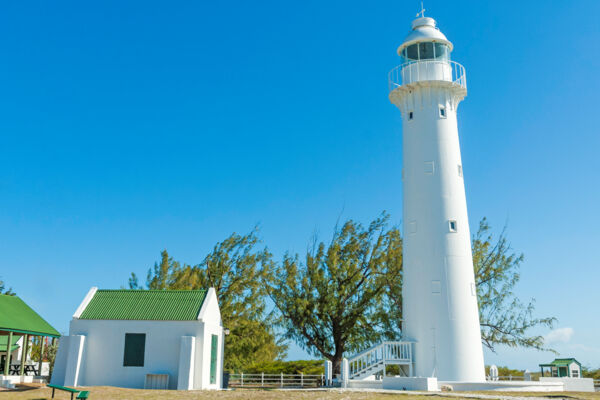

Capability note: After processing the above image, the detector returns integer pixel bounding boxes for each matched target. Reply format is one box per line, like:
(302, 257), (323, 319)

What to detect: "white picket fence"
(228, 372), (325, 388)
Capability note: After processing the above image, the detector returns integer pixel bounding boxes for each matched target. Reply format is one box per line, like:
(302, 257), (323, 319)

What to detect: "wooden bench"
(47, 384), (83, 400)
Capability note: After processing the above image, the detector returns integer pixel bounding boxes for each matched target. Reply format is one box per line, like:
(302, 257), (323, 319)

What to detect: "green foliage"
(129, 230), (286, 372)
(582, 366), (600, 379)
(243, 360), (324, 375)
(267, 213), (402, 372)
(30, 338), (58, 377)
(473, 218), (556, 352)
(0, 277), (15, 295)
(485, 365), (524, 377)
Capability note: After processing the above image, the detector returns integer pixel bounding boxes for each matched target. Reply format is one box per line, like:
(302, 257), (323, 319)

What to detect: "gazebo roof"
(0, 295), (60, 338)
(0, 334), (22, 352)
(539, 358), (581, 368)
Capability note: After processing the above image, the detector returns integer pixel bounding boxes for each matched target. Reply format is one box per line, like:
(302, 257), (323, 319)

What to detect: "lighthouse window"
(433, 43), (450, 61)
(457, 165), (463, 177)
(408, 221), (417, 234)
(448, 220), (457, 232)
(405, 44), (419, 61)
(418, 42), (435, 60)
(408, 111), (414, 120)
(439, 106), (447, 118)
(424, 161), (434, 174)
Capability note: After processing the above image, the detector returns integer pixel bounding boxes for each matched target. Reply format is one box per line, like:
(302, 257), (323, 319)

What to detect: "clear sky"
(1, 0), (599, 371)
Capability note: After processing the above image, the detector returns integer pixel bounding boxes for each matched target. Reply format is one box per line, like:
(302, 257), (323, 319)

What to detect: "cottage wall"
(68, 319), (207, 389)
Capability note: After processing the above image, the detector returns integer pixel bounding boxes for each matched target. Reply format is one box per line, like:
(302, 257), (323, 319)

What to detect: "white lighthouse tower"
(389, 14), (486, 382)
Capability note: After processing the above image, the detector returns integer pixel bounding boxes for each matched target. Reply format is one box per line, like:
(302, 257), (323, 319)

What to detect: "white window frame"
(424, 161), (434, 175)
(439, 105), (447, 119)
(448, 220), (457, 233)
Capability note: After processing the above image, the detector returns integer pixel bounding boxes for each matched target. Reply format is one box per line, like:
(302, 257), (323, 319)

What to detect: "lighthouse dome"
(397, 16), (453, 56)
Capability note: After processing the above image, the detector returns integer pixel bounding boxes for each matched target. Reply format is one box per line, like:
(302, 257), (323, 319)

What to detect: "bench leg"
(52, 387), (55, 398)
(71, 393), (74, 400)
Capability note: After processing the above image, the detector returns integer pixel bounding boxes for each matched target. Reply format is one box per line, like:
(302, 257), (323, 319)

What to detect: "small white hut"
(52, 288), (224, 390)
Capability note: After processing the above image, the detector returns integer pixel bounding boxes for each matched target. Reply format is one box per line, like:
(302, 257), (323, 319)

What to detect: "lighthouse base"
(380, 377), (565, 392)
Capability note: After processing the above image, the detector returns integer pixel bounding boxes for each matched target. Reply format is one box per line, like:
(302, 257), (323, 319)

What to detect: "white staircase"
(347, 341), (414, 380)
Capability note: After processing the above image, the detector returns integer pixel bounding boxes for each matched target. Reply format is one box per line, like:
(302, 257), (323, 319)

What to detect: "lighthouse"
(389, 15), (486, 382)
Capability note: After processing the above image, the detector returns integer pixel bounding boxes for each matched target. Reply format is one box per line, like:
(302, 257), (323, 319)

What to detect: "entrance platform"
(348, 377), (566, 392)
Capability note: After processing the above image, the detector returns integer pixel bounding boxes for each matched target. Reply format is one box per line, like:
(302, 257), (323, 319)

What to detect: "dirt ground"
(0, 384), (598, 400)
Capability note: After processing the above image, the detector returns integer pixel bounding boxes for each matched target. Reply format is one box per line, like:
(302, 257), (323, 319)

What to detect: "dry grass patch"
(0, 385), (432, 400)
(1, 385), (598, 400)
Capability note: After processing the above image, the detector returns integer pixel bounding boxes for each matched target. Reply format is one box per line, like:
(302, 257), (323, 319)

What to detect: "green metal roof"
(79, 290), (208, 321)
(0, 334), (22, 352)
(539, 358), (581, 367)
(0, 295), (60, 337)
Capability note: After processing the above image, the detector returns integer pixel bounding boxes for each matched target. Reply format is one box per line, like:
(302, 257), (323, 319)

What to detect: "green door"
(559, 366), (568, 377)
(210, 334), (218, 384)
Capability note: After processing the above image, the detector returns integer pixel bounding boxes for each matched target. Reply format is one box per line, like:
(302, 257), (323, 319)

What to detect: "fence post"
(321, 374), (324, 387)
(280, 372), (283, 388)
(509, 375), (512, 381)
(261, 372), (264, 387)
(301, 372), (303, 387)
(241, 372), (244, 387)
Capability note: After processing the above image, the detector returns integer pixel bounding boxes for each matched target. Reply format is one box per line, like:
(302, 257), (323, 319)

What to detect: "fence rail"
(488, 375), (525, 381)
(228, 373), (324, 388)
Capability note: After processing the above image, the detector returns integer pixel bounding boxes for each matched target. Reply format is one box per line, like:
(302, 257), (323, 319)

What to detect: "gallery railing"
(388, 60), (467, 92)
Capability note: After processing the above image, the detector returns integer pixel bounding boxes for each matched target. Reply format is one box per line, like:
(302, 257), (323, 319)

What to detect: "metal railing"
(488, 375), (526, 381)
(388, 60), (466, 92)
(348, 341), (413, 379)
(228, 372), (324, 388)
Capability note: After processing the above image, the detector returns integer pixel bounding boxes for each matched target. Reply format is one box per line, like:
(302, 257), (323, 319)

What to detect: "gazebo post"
(20, 334), (29, 376)
(37, 336), (45, 377)
(4, 331), (13, 376)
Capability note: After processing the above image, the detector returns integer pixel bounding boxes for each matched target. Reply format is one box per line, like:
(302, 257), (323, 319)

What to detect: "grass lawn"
(1, 384), (598, 400)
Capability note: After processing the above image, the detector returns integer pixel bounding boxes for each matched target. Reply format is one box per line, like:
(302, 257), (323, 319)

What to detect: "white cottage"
(52, 288), (224, 390)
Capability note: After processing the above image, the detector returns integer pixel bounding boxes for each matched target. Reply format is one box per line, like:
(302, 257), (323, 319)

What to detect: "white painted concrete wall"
(390, 17), (485, 382)
(383, 376), (438, 391)
(540, 377), (594, 392)
(63, 335), (85, 386)
(177, 336), (195, 390)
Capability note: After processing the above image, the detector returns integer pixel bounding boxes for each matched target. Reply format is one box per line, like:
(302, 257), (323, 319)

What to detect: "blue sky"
(1, 0), (599, 370)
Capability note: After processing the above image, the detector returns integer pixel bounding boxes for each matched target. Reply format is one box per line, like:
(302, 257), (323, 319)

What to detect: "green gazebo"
(539, 358), (582, 378)
(0, 294), (60, 377)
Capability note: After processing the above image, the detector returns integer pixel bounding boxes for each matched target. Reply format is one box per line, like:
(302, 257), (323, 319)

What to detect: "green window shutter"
(123, 333), (146, 367)
(210, 334), (218, 384)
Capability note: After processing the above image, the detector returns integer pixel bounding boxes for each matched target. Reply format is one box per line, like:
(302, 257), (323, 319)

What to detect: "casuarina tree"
(129, 229), (286, 371)
(266, 213), (403, 374)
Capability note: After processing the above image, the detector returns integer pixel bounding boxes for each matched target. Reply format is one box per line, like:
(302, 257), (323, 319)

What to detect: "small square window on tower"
(424, 161), (434, 175)
(408, 111), (414, 120)
(458, 165), (463, 177)
(448, 220), (458, 232)
(439, 106), (447, 118)
(408, 220), (417, 235)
